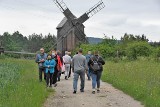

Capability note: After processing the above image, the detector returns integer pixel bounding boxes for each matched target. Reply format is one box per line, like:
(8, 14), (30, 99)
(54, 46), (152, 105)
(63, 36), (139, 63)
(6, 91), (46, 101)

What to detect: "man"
(68, 52), (72, 78)
(85, 51), (92, 80)
(88, 51), (105, 94)
(72, 49), (88, 94)
(63, 51), (72, 80)
(35, 48), (47, 82)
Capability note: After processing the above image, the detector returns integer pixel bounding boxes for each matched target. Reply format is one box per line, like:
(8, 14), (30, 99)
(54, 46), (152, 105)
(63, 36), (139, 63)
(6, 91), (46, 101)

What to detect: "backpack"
(91, 56), (101, 72)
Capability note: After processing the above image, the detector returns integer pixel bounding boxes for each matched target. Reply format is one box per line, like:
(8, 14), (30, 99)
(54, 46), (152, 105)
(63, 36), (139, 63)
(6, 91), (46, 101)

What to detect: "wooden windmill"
(53, 0), (105, 54)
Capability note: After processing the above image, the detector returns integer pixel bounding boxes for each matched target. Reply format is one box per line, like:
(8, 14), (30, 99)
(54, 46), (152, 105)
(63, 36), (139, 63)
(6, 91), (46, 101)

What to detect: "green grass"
(0, 58), (54, 107)
(102, 59), (160, 107)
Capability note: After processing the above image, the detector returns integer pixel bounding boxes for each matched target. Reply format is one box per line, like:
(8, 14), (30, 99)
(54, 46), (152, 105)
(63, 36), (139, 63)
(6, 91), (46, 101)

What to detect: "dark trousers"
(46, 71), (53, 86)
(57, 71), (61, 81)
(53, 70), (58, 84)
(39, 68), (46, 81)
(68, 65), (72, 78)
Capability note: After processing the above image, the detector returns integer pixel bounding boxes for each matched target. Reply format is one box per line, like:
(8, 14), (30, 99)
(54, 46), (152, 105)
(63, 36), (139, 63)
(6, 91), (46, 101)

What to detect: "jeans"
(39, 68), (46, 81)
(46, 71), (53, 86)
(73, 70), (85, 91)
(87, 68), (91, 80)
(91, 71), (102, 89)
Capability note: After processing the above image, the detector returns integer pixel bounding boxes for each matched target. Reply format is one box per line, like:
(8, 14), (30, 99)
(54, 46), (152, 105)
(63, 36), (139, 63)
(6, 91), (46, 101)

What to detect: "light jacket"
(35, 53), (47, 68)
(44, 59), (56, 73)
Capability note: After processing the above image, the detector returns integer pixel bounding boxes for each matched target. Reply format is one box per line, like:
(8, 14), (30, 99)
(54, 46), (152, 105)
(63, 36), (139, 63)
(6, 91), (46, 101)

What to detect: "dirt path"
(44, 75), (144, 107)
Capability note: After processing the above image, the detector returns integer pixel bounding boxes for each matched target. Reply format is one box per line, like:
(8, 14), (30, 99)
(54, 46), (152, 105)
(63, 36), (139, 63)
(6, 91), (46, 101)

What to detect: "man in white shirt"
(63, 51), (72, 80)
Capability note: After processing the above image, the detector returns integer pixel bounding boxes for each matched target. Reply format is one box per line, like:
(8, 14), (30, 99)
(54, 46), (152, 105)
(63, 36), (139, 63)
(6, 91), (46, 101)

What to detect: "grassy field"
(0, 58), (54, 107)
(102, 59), (160, 107)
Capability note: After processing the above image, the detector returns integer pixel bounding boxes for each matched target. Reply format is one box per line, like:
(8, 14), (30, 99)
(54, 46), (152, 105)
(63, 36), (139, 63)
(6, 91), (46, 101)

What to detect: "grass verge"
(0, 58), (54, 107)
(102, 60), (160, 107)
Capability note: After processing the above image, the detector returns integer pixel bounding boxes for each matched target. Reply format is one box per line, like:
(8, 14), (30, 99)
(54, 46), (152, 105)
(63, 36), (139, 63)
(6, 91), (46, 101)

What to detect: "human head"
(78, 48), (83, 54)
(47, 54), (52, 60)
(40, 48), (44, 54)
(57, 50), (61, 56)
(65, 51), (68, 55)
(68, 52), (71, 55)
(88, 51), (91, 54)
(94, 51), (99, 55)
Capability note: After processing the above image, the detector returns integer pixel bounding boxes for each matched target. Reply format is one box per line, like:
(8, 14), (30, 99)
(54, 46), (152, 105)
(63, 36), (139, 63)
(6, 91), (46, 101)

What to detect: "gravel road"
(44, 74), (144, 107)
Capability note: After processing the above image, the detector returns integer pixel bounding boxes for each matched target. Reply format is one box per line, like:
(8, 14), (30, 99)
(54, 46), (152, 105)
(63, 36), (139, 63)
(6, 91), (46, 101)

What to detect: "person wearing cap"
(35, 48), (47, 82)
(88, 51), (105, 94)
(72, 49), (88, 94)
(63, 51), (72, 80)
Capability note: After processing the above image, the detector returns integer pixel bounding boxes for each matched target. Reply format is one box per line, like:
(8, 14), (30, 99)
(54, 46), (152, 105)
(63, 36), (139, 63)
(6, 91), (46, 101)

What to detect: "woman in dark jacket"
(88, 51), (105, 94)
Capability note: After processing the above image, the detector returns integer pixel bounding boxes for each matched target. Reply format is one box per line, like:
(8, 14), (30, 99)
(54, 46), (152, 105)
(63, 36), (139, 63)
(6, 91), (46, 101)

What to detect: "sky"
(0, 0), (160, 42)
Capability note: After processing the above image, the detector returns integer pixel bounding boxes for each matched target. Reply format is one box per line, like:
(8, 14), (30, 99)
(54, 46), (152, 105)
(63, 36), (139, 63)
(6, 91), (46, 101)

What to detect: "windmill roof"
(56, 17), (68, 29)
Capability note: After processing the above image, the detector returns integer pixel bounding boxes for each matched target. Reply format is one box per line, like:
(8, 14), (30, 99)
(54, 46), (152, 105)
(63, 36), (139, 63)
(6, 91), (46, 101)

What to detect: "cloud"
(0, 0), (160, 41)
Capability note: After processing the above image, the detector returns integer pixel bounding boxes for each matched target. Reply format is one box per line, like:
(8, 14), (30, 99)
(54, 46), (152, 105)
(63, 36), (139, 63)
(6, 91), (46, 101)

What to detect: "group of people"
(35, 48), (105, 94)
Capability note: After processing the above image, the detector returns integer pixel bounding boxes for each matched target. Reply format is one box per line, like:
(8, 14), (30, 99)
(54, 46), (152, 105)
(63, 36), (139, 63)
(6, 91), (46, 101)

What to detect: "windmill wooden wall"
(56, 17), (85, 54)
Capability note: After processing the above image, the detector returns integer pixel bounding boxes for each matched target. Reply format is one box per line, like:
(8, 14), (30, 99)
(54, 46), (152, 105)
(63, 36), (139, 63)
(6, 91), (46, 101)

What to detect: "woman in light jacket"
(44, 54), (56, 87)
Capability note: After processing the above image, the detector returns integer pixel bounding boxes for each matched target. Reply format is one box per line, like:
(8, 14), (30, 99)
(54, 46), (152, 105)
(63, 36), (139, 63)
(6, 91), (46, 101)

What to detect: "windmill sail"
(78, 0), (105, 24)
(53, 0), (75, 20)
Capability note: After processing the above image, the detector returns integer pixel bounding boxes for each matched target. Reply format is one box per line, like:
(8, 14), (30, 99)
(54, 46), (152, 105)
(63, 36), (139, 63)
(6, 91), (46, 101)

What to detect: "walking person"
(63, 51), (72, 80)
(72, 49), (88, 94)
(35, 48), (47, 82)
(85, 51), (92, 80)
(57, 50), (63, 81)
(68, 52), (72, 78)
(88, 51), (105, 94)
(44, 55), (56, 87)
(51, 49), (62, 87)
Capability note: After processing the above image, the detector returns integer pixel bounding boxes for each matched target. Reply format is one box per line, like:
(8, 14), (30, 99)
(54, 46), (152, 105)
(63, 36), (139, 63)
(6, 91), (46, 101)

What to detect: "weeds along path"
(44, 75), (143, 107)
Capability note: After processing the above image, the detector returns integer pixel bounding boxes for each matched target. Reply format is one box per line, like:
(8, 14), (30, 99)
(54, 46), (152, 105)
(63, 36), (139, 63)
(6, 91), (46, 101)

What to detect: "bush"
(126, 42), (152, 60)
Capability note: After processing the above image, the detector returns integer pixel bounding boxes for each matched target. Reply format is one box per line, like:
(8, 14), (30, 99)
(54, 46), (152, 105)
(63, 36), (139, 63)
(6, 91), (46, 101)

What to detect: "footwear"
(54, 83), (57, 87)
(73, 90), (76, 94)
(92, 91), (95, 94)
(80, 89), (84, 92)
(65, 76), (68, 80)
(97, 90), (100, 93)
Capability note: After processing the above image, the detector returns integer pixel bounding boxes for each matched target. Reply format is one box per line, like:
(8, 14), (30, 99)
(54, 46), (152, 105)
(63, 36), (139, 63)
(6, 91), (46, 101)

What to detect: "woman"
(51, 49), (62, 87)
(88, 51), (105, 94)
(44, 54), (56, 87)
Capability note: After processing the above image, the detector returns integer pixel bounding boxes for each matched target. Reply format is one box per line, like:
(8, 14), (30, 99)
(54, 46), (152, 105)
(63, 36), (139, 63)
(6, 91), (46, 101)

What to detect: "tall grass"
(0, 59), (53, 107)
(102, 59), (160, 107)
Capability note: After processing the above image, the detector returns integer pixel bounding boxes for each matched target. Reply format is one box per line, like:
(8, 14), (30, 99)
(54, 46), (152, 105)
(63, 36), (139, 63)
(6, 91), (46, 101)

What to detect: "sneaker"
(80, 89), (84, 92)
(54, 83), (57, 87)
(73, 91), (76, 94)
(97, 89), (100, 93)
(92, 91), (95, 94)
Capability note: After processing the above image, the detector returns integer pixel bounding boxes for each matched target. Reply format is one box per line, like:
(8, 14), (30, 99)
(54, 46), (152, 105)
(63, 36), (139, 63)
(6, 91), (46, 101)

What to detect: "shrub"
(126, 42), (152, 60)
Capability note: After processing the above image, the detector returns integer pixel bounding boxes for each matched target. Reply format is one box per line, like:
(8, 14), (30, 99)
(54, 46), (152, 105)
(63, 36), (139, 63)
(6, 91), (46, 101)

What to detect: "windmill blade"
(77, 0), (105, 24)
(53, 0), (75, 20)
(77, 13), (89, 24)
(86, 0), (105, 17)
(74, 25), (87, 42)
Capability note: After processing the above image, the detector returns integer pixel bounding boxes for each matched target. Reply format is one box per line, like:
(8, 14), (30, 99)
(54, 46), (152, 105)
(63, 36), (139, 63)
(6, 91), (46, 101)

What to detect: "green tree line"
(79, 33), (160, 61)
(0, 31), (56, 53)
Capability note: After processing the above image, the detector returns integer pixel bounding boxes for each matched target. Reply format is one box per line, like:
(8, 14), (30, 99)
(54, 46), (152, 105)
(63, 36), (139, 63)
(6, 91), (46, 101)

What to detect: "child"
(44, 55), (56, 87)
